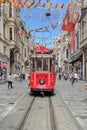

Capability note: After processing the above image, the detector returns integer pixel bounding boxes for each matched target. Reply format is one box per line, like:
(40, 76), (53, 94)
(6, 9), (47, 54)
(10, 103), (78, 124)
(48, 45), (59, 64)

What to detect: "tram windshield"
(30, 57), (54, 72)
(37, 59), (42, 71)
(37, 58), (48, 71)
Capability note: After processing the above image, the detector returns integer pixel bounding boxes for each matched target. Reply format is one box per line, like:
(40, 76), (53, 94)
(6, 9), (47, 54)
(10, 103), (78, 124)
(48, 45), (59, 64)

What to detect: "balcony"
(8, 40), (20, 52)
(79, 37), (87, 49)
(2, 10), (8, 22)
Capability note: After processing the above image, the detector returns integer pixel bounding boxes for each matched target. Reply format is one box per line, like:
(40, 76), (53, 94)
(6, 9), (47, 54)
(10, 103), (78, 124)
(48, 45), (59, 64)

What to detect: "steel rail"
(49, 97), (57, 130)
(18, 97), (35, 130)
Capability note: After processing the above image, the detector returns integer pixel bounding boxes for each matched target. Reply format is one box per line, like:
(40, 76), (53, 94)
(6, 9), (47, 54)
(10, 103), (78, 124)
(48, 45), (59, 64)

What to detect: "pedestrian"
(7, 73), (13, 89)
(71, 72), (75, 85)
(74, 72), (78, 82)
(58, 73), (61, 80)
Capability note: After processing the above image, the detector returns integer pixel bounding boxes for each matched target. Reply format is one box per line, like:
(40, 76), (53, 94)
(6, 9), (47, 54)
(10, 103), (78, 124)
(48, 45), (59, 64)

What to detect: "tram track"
(19, 97), (35, 130)
(49, 96), (57, 130)
(18, 95), (57, 130)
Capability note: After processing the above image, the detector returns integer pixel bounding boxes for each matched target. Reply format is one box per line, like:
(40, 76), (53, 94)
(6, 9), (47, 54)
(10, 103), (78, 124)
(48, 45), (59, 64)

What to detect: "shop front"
(0, 61), (7, 80)
(73, 60), (83, 79)
(69, 54), (83, 79)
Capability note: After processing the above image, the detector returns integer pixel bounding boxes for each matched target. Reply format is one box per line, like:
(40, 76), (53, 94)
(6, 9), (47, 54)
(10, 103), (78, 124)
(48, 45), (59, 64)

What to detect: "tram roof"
(30, 54), (54, 58)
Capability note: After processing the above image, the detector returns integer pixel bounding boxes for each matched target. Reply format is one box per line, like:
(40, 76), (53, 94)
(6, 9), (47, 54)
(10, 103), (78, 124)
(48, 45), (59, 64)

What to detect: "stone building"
(54, 37), (61, 72)
(79, 7), (87, 80)
(0, 3), (30, 80)
(54, 33), (70, 73)
(68, 7), (87, 80)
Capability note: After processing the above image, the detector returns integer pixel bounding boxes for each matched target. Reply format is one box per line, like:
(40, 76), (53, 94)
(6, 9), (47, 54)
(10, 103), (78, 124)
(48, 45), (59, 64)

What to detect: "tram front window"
(37, 59), (42, 71)
(37, 59), (48, 71)
(43, 59), (48, 71)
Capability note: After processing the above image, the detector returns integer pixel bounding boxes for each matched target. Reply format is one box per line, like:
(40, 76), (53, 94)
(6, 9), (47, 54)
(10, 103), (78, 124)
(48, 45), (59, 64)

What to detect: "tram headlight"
(39, 79), (45, 85)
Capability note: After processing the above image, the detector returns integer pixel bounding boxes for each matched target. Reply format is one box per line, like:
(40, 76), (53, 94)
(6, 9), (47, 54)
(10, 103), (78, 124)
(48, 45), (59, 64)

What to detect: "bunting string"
(0, 0), (83, 10)
(17, 20), (62, 36)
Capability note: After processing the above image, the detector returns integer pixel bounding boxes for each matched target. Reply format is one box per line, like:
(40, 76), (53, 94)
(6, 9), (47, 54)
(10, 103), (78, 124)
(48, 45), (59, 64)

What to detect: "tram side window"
(43, 59), (48, 71)
(50, 58), (54, 72)
(37, 59), (42, 71)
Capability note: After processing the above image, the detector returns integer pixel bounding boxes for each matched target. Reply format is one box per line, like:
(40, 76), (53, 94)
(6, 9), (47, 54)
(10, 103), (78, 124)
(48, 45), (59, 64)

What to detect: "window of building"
(9, 6), (12, 17)
(3, 23), (5, 38)
(24, 48), (26, 57)
(22, 46), (23, 57)
(4, 46), (6, 55)
(76, 32), (79, 49)
(66, 49), (68, 58)
(9, 27), (13, 40)
(82, 21), (84, 40)
(84, 21), (86, 37)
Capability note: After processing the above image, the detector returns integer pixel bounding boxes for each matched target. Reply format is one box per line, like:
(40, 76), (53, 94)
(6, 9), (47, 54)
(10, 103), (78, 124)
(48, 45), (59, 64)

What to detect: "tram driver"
(37, 60), (42, 71)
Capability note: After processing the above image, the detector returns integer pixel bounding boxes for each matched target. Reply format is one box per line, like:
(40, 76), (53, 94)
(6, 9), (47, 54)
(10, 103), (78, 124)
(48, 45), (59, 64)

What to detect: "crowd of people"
(7, 73), (29, 89)
(57, 71), (80, 85)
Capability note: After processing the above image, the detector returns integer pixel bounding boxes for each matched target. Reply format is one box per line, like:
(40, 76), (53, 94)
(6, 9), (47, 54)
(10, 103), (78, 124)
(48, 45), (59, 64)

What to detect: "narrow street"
(0, 79), (86, 130)
(0, 0), (87, 130)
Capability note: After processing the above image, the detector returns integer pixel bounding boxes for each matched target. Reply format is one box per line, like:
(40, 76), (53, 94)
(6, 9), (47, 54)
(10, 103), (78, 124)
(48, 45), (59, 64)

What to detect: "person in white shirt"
(7, 73), (13, 89)
(74, 72), (78, 82)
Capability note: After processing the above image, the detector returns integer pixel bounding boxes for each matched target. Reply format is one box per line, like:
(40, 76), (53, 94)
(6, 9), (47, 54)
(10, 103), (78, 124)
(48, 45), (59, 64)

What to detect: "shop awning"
(69, 54), (82, 63)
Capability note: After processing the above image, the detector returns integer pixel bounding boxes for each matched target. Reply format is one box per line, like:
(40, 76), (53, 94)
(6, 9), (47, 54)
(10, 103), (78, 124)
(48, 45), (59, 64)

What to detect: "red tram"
(29, 46), (56, 95)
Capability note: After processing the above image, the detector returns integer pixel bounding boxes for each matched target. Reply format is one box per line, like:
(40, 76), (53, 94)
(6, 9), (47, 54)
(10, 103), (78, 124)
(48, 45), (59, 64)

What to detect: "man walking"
(7, 73), (13, 89)
(71, 72), (75, 85)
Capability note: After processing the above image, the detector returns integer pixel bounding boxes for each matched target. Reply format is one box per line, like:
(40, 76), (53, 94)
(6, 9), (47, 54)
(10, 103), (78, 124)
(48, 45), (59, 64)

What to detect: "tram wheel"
(41, 92), (44, 97)
(29, 89), (33, 95)
(51, 91), (55, 96)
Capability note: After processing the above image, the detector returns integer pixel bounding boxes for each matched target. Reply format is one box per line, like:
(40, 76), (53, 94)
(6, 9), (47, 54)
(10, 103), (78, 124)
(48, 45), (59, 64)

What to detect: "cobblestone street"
(0, 80), (86, 130)
(56, 79), (87, 130)
(0, 81), (29, 122)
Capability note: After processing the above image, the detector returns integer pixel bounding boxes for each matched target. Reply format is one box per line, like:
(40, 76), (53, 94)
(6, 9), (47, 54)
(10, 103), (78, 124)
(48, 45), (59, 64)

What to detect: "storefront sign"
(0, 61), (7, 68)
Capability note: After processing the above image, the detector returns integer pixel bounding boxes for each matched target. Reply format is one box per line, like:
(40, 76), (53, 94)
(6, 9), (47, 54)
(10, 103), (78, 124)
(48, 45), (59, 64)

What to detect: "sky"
(20, 0), (69, 48)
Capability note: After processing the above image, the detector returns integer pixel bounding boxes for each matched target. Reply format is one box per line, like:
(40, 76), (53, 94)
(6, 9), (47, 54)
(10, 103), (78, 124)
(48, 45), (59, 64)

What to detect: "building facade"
(0, 3), (30, 80)
(68, 7), (87, 80)
(79, 7), (87, 80)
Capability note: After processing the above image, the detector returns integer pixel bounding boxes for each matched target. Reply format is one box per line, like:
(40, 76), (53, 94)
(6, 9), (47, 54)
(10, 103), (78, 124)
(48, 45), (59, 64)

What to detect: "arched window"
(9, 27), (13, 40)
